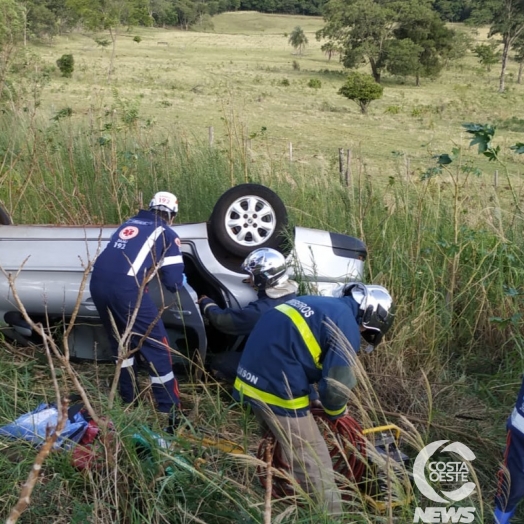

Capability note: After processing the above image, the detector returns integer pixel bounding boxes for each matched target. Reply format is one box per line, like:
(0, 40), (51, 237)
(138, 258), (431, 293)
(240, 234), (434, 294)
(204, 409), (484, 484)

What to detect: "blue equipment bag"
(0, 402), (88, 450)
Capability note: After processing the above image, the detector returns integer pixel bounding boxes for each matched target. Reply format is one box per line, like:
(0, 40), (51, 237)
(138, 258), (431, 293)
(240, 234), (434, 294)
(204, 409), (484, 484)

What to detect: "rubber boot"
(163, 410), (182, 435)
(494, 507), (516, 524)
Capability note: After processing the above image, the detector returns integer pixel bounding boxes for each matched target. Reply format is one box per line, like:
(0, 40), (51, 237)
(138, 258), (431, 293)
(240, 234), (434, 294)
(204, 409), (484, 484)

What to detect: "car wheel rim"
(224, 195), (277, 247)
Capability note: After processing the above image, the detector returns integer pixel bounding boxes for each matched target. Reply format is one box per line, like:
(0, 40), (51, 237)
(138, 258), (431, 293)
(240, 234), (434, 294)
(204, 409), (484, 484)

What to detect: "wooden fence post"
(345, 148), (351, 187)
(494, 170), (498, 188)
(338, 148), (344, 182)
(243, 135), (250, 182)
(208, 126), (214, 146)
(289, 142), (293, 162)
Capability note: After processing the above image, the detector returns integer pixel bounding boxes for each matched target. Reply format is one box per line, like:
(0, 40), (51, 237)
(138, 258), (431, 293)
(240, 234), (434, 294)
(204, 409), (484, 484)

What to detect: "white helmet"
(241, 248), (288, 290)
(149, 191), (178, 219)
(343, 283), (395, 347)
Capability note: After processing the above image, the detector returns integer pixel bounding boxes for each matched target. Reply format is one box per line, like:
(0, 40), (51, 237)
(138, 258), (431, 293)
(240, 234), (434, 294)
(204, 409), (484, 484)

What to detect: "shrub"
(280, 78), (290, 86)
(496, 116), (524, 132)
(411, 105), (437, 117)
(52, 107), (73, 121)
(385, 105), (401, 114)
(56, 54), (74, 78)
(474, 43), (500, 72)
(133, 36), (142, 44)
(338, 72), (383, 114)
(94, 38), (110, 48)
(307, 78), (322, 89)
(319, 69), (345, 77)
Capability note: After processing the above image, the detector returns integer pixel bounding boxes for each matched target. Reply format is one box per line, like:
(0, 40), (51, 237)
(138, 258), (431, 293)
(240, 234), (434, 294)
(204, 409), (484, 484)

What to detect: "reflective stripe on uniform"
(234, 377), (309, 410)
(127, 226), (165, 277)
(511, 408), (524, 434)
(323, 405), (346, 417)
(275, 303), (322, 369)
(161, 255), (183, 268)
(121, 357), (135, 368)
(151, 371), (175, 385)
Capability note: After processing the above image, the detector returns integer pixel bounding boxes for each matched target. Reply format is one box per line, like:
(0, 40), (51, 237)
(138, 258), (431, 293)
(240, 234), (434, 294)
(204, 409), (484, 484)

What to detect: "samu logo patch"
(119, 226), (139, 240)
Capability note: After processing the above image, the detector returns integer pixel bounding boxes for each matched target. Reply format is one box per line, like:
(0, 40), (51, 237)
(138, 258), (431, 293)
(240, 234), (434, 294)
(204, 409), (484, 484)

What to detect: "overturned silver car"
(0, 184), (366, 369)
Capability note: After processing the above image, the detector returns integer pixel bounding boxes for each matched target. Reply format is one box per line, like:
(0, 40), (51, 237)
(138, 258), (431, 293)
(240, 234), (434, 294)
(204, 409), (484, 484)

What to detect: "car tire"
(209, 184), (288, 258)
(0, 203), (12, 225)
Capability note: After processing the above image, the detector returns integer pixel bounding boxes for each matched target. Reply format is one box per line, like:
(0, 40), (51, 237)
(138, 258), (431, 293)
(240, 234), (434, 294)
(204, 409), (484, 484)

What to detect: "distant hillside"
(211, 11), (324, 34)
(240, 0), (325, 16)
(17, 0), (473, 42)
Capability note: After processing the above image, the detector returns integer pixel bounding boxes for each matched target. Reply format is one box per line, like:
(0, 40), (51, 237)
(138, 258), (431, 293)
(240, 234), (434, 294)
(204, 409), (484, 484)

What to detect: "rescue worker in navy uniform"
(90, 191), (185, 430)
(198, 247), (298, 381)
(494, 380), (524, 523)
(233, 283), (395, 515)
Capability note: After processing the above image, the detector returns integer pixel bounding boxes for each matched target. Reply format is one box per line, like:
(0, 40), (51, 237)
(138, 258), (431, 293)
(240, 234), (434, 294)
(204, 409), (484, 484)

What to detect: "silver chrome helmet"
(241, 247), (288, 290)
(149, 191), (178, 219)
(344, 283), (395, 347)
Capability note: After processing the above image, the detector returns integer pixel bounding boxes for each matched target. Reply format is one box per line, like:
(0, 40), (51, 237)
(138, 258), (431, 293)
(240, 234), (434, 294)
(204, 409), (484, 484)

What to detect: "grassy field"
(1, 10), (524, 523)
(23, 12), (524, 180)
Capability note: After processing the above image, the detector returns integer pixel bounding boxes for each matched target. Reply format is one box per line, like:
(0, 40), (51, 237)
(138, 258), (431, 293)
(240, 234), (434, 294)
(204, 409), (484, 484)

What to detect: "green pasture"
(211, 11), (326, 33)
(21, 11), (524, 179)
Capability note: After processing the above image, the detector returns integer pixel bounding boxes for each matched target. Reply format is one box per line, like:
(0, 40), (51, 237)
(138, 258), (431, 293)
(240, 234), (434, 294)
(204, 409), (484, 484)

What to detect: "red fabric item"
(71, 419), (114, 472)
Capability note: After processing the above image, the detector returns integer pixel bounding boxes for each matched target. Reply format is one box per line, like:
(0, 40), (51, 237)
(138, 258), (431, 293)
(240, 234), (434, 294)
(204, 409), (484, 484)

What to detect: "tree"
(385, 38), (424, 78)
(433, 0), (472, 21)
(0, 0), (24, 97)
(148, 0), (174, 26)
(319, 0), (464, 84)
(0, 0), (23, 44)
(46, 0), (80, 36)
(288, 26), (308, 55)
(66, 0), (151, 80)
(338, 72), (383, 114)
(20, 0), (77, 41)
(474, 42), (501, 71)
(393, 0), (457, 85)
(172, 0), (197, 29)
(321, 40), (341, 61)
(470, 0), (524, 92)
(512, 33), (524, 82)
(317, 0), (396, 83)
(443, 29), (472, 64)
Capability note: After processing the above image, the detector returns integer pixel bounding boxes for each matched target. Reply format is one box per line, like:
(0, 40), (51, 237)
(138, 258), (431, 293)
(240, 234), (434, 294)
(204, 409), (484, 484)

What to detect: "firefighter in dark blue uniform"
(198, 248), (298, 381)
(494, 380), (524, 523)
(233, 283), (395, 515)
(90, 192), (185, 427)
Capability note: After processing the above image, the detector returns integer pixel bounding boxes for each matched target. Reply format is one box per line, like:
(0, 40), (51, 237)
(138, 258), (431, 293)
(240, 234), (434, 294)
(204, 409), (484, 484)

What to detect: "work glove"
(494, 507), (516, 524)
(309, 385), (321, 408)
(198, 296), (217, 316)
(165, 274), (187, 294)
